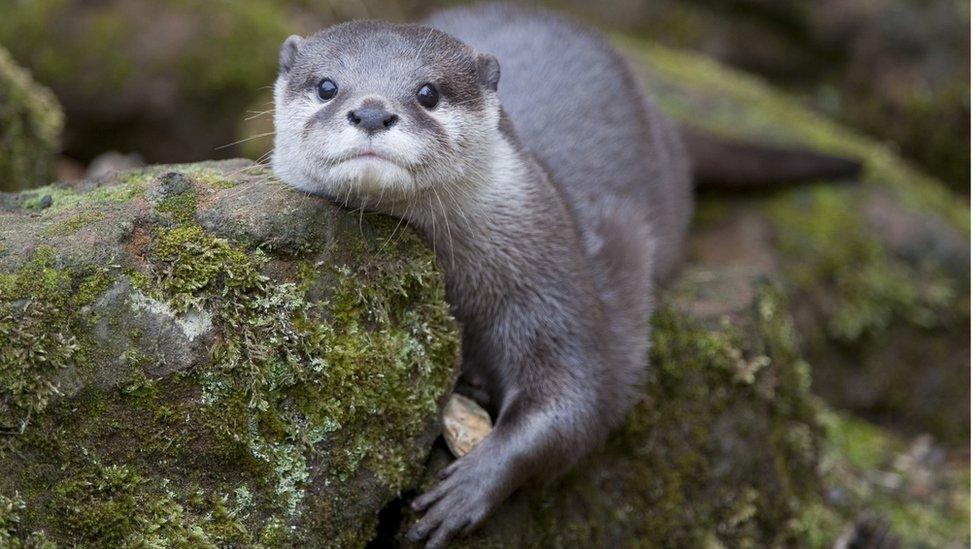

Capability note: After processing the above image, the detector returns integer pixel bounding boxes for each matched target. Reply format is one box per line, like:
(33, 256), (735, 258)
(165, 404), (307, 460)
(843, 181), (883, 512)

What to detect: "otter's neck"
(409, 136), (594, 324)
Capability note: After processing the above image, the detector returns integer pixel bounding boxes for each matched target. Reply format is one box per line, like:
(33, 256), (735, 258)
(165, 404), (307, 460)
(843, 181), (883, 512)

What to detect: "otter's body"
(273, 4), (690, 546)
(427, 7), (693, 280)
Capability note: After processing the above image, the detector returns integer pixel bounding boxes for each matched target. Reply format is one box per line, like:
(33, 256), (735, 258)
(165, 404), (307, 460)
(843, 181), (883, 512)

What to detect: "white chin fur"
(272, 153), (415, 200)
(328, 157), (415, 196)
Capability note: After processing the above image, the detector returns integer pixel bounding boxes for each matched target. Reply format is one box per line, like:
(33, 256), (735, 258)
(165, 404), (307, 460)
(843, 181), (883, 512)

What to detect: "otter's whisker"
(215, 132), (277, 151)
(432, 190), (456, 269)
(415, 28), (435, 60)
(380, 211), (408, 251)
(245, 110), (274, 121)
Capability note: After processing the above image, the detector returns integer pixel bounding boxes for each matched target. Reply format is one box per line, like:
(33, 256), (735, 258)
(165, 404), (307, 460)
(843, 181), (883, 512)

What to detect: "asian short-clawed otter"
(272, 4), (859, 547)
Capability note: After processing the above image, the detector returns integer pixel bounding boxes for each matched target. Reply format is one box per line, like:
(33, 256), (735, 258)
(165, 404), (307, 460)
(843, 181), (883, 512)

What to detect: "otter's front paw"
(406, 453), (499, 548)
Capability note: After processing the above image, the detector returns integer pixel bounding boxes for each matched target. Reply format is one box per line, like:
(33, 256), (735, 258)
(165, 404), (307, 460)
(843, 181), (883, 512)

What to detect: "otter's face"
(272, 21), (501, 205)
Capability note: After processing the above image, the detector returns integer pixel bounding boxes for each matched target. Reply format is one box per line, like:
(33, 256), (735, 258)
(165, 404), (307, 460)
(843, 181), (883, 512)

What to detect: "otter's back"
(426, 4), (692, 278)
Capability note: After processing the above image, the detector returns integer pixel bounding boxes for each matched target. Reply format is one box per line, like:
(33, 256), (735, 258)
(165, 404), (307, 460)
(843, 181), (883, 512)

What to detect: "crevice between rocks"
(367, 491), (415, 548)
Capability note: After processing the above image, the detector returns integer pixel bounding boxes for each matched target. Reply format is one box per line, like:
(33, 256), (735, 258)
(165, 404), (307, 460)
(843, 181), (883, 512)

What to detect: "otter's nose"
(347, 108), (398, 133)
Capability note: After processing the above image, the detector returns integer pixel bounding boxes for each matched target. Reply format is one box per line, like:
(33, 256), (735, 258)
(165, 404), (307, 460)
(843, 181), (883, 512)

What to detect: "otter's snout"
(347, 107), (399, 134)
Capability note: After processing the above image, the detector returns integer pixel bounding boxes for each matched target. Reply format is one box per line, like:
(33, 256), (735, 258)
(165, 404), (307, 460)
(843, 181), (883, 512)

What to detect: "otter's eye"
(317, 78), (338, 101)
(417, 83), (439, 109)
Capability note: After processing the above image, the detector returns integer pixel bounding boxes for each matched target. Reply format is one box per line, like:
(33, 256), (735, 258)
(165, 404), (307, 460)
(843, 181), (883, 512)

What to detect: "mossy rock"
(598, 0), (970, 191)
(0, 160), (459, 546)
(393, 260), (967, 547)
(618, 39), (970, 445)
(408, 275), (824, 547)
(817, 411), (970, 548)
(0, 0), (294, 165)
(0, 46), (63, 192)
(0, 158), (967, 545)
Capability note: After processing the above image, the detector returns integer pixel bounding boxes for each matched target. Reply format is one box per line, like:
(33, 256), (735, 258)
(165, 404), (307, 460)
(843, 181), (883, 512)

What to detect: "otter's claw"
(408, 455), (496, 548)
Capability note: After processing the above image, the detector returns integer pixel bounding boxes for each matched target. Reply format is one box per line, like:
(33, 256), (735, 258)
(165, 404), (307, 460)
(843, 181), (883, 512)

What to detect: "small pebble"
(442, 393), (492, 458)
(38, 195), (52, 209)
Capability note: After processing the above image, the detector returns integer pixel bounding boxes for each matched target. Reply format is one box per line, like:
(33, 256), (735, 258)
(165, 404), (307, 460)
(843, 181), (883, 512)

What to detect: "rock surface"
(442, 394), (492, 458)
(619, 38), (970, 445)
(0, 46), (63, 192)
(0, 160), (459, 546)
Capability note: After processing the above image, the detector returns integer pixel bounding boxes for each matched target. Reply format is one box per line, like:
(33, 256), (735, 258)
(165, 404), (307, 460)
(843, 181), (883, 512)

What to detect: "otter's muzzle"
(347, 107), (399, 134)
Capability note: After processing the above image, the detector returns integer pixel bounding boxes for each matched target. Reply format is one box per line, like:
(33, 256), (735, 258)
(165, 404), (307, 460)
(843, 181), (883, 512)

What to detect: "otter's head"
(272, 21), (501, 206)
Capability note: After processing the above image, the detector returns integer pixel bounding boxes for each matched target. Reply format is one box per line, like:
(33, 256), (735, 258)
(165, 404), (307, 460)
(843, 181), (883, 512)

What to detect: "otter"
(272, 4), (858, 547)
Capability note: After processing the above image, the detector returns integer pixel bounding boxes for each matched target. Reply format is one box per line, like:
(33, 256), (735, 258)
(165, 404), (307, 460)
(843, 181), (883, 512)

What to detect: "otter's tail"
(680, 126), (863, 190)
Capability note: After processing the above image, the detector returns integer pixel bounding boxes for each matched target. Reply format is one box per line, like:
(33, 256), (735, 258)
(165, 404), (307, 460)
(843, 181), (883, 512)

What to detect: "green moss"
(102, 209), (454, 541)
(626, 287), (819, 545)
(0, 493), (25, 544)
(154, 163), (237, 189)
(45, 211), (108, 236)
(74, 269), (115, 306)
(819, 412), (970, 547)
(767, 186), (959, 343)
(155, 192), (198, 224)
(20, 179), (147, 214)
(145, 216), (457, 506)
(0, 491), (52, 548)
(457, 285), (822, 547)
(0, 246), (118, 435)
(0, 247), (82, 432)
(0, 45), (62, 192)
(48, 461), (256, 547)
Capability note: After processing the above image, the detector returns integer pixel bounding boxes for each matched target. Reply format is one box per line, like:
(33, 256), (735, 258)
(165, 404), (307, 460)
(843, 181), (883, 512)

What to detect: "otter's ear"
(475, 53), (500, 91)
(279, 35), (303, 74)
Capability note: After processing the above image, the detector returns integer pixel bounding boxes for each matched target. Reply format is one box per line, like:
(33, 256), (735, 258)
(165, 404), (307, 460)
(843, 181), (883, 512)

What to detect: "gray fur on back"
(426, 3), (693, 281)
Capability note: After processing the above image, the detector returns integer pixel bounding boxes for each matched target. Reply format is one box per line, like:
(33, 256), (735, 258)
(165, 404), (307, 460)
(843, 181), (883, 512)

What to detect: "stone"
(442, 393), (493, 458)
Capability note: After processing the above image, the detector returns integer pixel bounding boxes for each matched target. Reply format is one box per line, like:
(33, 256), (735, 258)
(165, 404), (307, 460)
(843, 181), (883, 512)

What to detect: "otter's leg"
(407, 392), (600, 548)
(452, 373), (492, 409)
(452, 332), (502, 411)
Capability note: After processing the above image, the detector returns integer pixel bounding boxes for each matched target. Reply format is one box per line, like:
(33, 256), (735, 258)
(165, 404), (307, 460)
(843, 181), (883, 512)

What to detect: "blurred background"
(0, 1), (969, 545)
(0, 0), (970, 194)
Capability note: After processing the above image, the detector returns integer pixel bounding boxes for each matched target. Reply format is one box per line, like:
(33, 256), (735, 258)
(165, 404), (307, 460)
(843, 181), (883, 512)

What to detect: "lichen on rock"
(0, 160), (458, 545)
